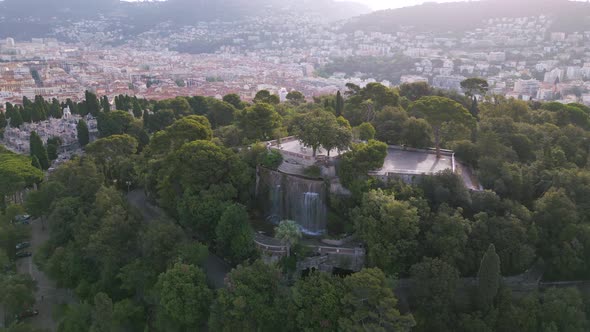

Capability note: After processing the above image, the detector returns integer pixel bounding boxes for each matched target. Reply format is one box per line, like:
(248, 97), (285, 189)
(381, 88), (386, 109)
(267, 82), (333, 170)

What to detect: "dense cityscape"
(2, 4), (590, 107)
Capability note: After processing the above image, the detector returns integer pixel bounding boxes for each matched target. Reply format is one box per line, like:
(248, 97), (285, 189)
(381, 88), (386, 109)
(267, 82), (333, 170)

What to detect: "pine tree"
(77, 119), (90, 147)
(477, 244), (501, 310)
(29, 131), (49, 170)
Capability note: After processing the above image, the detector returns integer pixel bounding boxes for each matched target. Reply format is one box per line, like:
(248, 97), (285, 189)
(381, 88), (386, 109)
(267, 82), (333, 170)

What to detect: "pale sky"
(117, 0), (471, 11)
(340, 0), (469, 10)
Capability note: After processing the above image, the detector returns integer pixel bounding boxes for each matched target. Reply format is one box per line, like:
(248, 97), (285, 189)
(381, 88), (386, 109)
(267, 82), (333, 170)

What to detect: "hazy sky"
(116, 0), (471, 11)
(341, 0), (469, 10)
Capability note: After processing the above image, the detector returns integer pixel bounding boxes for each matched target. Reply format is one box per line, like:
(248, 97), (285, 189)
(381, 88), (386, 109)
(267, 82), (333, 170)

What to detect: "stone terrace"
(376, 146), (454, 176)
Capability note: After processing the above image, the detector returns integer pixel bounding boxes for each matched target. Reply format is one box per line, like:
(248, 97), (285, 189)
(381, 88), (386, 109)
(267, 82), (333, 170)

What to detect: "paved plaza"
(378, 148), (453, 175)
(278, 139), (343, 159)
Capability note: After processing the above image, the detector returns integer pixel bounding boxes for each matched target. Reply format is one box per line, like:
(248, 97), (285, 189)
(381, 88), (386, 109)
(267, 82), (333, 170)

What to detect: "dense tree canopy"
(409, 96), (474, 157)
(209, 260), (291, 331)
(0, 146), (44, 208)
(155, 263), (212, 330)
(237, 102), (281, 141)
(339, 268), (415, 331)
(353, 189), (420, 275)
(215, 204), (257, 264)
(294, 109), (352, 156)
(29, 131), (49, 170)
(338, 140), (387, 188)
(7, 85), (590, 331)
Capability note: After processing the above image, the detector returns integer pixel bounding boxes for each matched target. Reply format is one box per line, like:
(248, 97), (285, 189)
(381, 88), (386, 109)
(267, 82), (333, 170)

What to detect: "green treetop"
(409, 96), (474, 158)
(29, 131), (49, 170)
(477, 243), (501, 310)
(275, 220), (302, 257)
(77, 119), (90, 147)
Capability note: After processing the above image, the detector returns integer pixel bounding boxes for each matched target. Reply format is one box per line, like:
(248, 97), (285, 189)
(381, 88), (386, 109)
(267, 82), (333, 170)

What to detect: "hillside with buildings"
(4, 1), (590, 331)
(344, 0), (589, 34)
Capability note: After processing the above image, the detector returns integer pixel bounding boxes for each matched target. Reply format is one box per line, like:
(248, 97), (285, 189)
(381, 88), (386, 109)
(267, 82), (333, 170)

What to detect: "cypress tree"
(120, 95), (131, 111)
(114, 96), (121, 110)
(66, 98), (78, 114)
(5, 104), (13, 124)
(78, 101), (88, 116)
(0, 111), (6, 128)
(30, 131), (49, 170)
(22, 96), (32, 108)
(477, 244), (501, 310)
(31, 103), (45, 122)
(101, 95), (111, 113)
(336, 90), (344, 117)
(85, 90), (101, 116)
(5, 102), (14, 113)
(49, 98), (63, 118)
(34, 95), (48, 120)
(132, 99), (142, 118)
(46, 143), (58, 161)
(77, 119), (90, 147)
(142, 110), (150, 130)
(21, 105), (32, 123)
(470, 97), (479, 119)
(46, 137), (61, 161)
(7, 106), (24, 128)
(31, 155), (41, 170)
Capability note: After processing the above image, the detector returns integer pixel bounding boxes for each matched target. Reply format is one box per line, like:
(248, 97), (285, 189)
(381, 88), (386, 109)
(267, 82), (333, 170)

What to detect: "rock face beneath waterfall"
(257, 167), (327, 235)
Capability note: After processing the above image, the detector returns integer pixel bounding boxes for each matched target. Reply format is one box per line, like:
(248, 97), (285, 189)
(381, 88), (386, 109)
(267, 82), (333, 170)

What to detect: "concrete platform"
(376, 147), (453, 176)
(276, 139), (342, 159)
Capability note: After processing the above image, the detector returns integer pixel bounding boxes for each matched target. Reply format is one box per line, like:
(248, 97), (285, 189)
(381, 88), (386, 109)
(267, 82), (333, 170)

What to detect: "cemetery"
(1, 106), (98, 156)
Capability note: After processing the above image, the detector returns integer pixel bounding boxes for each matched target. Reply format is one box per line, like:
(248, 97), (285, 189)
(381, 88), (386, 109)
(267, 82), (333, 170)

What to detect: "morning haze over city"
(2, 0), (590, 331)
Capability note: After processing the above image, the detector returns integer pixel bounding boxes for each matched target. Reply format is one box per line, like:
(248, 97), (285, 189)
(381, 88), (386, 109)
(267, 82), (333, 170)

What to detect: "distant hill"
(0, 0), (370, 41)
(0, 0), (369, 21)
(343, 0), (590, 34)
(1, 0), (120, 17)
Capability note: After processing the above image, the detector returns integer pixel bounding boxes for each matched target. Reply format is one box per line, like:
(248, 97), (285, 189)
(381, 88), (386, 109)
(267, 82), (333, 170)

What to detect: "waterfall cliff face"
(257, 167), (327, 235)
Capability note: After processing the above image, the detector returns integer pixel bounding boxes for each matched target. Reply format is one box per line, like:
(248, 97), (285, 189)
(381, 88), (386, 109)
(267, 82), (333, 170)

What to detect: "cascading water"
(301, 192), (324, 235)
(267, 184), (283, 224)
(257, 167), (327, 235)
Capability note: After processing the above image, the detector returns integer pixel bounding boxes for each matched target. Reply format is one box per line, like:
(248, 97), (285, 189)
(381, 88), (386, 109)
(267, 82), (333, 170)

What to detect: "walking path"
(254, 233), (365, 257)
(456, 162), (483, 191)
(16, 219), (76, 331)
(127, 190), (231, 288)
